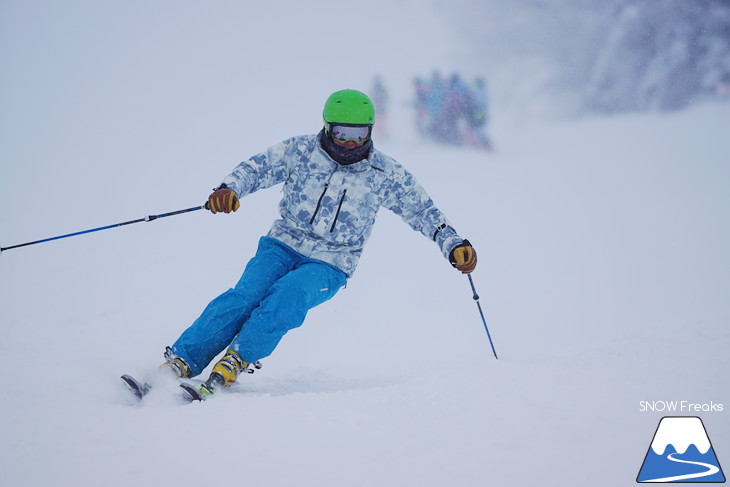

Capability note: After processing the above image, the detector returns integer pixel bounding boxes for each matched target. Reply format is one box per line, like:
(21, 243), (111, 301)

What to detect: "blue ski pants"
(171, 236), (347, 377)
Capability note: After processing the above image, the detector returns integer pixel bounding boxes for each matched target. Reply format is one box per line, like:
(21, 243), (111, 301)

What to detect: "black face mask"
(318, 129), (372, 165)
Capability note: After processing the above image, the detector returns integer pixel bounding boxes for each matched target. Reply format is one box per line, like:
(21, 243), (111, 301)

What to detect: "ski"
(122, 359), (262, 403)
(121, 374), (206, 403)
(179, 382), (215, 402)
(120, 374), (151, 401)
(179, 360), (262, 402)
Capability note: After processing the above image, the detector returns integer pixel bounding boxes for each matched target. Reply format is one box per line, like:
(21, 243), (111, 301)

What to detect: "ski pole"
(467, 274), (499, 359)
(1, 204), (205, 253)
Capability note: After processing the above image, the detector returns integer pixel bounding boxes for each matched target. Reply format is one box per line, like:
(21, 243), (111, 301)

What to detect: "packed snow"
(1, 2), (728, 487)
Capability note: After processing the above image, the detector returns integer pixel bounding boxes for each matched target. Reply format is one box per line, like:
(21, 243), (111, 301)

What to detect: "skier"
(464, 77), (493, 150)
(159, 89), (477, 399)
(370, 75), (389, 138)
(440, 73), (470, 145)
(413, 76), (430, 136)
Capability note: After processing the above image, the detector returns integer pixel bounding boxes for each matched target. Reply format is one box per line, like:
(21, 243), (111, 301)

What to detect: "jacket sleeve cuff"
(433, 224), (464, 261)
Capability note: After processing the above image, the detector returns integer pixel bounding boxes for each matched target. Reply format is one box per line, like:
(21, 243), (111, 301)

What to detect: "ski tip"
(179, 382), (216, 402)
(179, 382), (204, 402)
(121, 374), (150, 401)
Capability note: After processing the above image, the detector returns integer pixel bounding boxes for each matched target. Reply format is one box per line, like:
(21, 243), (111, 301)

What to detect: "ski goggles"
(327, 123), (372, 145)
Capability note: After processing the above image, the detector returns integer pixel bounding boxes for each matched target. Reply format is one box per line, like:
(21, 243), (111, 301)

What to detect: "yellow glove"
(449, 240), (477, 274)
(207, 186), (240, 214)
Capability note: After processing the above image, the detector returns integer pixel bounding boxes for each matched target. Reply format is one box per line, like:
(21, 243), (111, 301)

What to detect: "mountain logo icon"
(637, 416), (725, 483)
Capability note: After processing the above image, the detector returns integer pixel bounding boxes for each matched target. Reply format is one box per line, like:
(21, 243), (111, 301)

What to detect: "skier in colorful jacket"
(163, 89), (477, 396)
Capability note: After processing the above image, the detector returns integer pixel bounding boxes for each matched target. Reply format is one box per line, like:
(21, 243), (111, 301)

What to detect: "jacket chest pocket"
(287, 165), (384, 244)
(324, 175), (383, 243)
(309, 183), (347, 232)
(285, 166), (332, 228)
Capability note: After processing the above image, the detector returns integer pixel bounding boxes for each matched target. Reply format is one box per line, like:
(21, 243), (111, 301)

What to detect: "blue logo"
(637, 416), (725, 483)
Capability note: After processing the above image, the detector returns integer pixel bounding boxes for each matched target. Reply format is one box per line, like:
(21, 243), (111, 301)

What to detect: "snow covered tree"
(443, 0), (730, 115)
(583, 0), (730, 113)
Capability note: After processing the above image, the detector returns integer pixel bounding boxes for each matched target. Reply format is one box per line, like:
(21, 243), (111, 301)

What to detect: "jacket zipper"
(330, 189), (347, 232)
(310, 183), (328, 224)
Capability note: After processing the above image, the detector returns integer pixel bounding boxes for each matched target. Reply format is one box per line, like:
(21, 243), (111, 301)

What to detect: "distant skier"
(439, 73), (470, 145)
(464, 77), (493, 150)
(159, 89), (477, 398)
(413, 76), (430, 136)
(370, 75), (389, 138)
(426, 70), (448, 141)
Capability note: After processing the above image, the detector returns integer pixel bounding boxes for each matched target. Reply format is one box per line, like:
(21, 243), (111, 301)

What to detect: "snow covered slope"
(1, 2), (728, 487)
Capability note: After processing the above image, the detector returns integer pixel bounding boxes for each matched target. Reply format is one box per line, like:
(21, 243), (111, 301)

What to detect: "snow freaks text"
(639, 401), (724, 413)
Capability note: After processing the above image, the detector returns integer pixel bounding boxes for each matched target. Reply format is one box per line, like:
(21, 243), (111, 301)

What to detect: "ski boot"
(159, 346), (191, 379)
(211, 347), (249, 386)
(180, 348), (261, 401)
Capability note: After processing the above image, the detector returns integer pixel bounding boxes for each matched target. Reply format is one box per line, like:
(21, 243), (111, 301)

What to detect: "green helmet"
(322, 89), (375, 126)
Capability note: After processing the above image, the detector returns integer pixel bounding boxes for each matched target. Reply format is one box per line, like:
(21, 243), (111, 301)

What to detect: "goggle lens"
(329, 124), (371, 144)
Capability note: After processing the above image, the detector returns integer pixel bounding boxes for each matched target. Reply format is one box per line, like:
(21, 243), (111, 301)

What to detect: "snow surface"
(1, 2), (729, 487)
